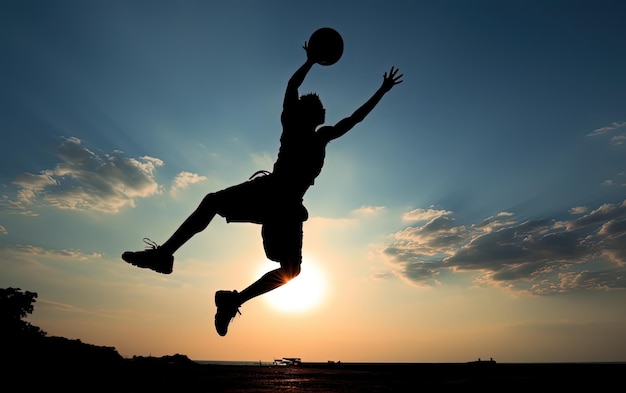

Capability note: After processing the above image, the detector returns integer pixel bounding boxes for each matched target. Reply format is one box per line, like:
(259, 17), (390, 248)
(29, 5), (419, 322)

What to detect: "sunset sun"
(260, 258), (327, 313)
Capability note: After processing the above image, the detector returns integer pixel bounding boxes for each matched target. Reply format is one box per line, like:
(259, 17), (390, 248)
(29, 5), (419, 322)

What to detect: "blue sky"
(1, 0), (625, 362)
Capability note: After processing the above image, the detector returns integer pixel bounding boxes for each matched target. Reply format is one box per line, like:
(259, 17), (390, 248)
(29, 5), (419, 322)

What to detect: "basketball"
(307, 27), (344, 66)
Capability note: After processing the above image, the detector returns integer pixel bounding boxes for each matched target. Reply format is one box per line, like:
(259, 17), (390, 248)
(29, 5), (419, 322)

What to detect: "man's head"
(299, 93), (326, 126)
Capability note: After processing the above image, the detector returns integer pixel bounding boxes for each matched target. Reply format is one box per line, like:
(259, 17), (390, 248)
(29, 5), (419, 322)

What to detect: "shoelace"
(227, 307), (242, 322)
(143, 237), (159, 250)
(249, 170), (270, 180)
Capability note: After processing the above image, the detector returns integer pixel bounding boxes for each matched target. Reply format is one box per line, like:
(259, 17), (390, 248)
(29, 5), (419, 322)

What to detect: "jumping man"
(122, 42), (403, 336)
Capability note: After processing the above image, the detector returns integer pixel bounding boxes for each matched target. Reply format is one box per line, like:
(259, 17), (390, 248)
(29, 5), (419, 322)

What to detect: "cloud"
(353, 205), (385, 215)
(473, 211), (516, 232)
(569, 206), (588, 215)
(565, 200), (626, 231)
(0, 244), (104, 275)
(402, 207), (452, 222)
(3, 137), (164, 214)
(611, 135), (626, 145)
(0, 225), (7, 235)
(2, 244), (103, 260)
(587, 122), (626, 147)
(37, 298), (92, 314)
(381, 200), (626, 295)
(370, 271), (394, 281)
(586, 121), (626, 137)
(170, 171), (207, 194)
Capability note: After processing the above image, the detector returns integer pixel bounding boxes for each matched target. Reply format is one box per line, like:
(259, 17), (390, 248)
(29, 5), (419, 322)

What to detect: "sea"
(195, 360), (275, 366)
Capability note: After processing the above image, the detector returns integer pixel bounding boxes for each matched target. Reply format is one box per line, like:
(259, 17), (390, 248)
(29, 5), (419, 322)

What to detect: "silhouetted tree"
(1, 287), (126, 386)
(0, 287), (46, 337)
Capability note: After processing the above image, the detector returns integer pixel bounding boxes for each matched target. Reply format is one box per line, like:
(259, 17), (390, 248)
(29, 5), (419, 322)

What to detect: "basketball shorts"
(213, 175), (308, 264)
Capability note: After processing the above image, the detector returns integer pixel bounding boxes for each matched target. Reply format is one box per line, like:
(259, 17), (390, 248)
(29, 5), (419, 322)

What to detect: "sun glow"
(260, 258), (326, 313)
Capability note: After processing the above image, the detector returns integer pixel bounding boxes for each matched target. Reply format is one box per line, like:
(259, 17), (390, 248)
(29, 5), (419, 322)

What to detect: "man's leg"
(214, 220), (303, 336)
(239, 260), (302, 303)
(241, 219), (303, 302)
(159, 192), (219, 254)
(214, 261), (301, 336)
(122, 192), (219, 273)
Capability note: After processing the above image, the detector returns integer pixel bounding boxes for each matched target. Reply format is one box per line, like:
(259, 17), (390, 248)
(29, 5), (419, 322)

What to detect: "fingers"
(384, 67), (400, 77)
(384, 67), (403, 84)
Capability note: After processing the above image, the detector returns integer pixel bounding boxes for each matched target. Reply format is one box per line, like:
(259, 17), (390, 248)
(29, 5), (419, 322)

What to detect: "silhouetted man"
(122, 42), (403, 336)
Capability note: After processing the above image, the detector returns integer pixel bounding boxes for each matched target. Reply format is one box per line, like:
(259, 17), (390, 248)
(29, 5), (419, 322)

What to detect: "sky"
(1, 0), (625, 363)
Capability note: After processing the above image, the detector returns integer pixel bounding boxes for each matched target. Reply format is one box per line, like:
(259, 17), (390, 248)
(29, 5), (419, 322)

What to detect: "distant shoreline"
(194, 360), (626, 365)
(7, 335), (624, 391)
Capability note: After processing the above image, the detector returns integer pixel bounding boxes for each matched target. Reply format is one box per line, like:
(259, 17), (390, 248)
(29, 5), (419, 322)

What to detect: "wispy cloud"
(402, 207), (452, 222)
(0, 225), (7, 235)
(610, 135), (626, 145)
(36, 298), (107, 317)
(353, 205), (385, 215)
(587, 121), (626, 137)
(2, 244), (103, 261)
(381, 200), (626, 295)
(1, 137), (199, 214)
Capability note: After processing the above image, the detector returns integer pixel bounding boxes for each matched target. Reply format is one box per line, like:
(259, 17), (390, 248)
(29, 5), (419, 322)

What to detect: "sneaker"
(121, 238), (174, 274)
(214, 290), (241, 336)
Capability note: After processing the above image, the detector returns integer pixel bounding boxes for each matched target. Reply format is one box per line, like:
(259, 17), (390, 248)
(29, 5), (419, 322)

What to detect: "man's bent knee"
(279, 260), (301, 281)
(199, 192), (218, 208)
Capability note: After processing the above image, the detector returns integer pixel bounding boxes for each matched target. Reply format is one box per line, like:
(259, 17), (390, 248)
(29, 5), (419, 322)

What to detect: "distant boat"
(272, 357), (301, 366)
(468, 357), (496, 365)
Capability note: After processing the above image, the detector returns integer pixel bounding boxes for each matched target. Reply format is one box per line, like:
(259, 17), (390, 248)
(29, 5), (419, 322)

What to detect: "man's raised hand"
(382, 66), (403, 92)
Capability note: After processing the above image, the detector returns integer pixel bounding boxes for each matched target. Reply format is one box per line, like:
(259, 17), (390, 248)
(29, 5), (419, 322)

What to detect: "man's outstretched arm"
(283, 43), (316, 111)
(321, 66), (403, 141)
